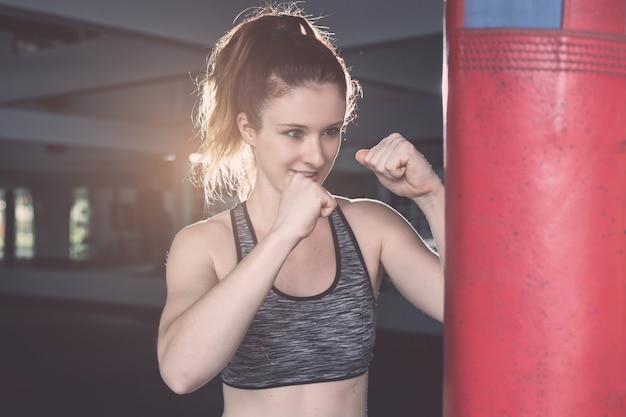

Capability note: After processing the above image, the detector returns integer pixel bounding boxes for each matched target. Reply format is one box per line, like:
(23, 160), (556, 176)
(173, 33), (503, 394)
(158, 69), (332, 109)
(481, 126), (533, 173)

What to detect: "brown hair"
(193, 4), (361, 205)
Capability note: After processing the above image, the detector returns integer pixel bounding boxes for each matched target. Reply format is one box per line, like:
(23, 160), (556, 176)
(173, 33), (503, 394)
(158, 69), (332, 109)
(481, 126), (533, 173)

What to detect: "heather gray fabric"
(222, 202), (377, 389)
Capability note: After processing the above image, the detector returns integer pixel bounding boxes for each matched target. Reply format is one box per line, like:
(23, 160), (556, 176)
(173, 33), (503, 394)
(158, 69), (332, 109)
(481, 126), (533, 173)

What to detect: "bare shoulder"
(173, 210), (231, 250)
(335, 196), (420, 253)
(167, 208), (236, 283)
(334, 196), (416, 249)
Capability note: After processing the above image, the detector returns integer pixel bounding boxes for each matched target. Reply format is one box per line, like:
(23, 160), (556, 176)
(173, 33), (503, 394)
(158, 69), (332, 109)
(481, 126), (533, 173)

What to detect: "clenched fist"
(356, 133), (441, 199)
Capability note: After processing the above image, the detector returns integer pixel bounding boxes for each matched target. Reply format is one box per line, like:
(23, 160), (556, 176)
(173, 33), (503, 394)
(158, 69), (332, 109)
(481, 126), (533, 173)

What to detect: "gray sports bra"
(221, 202), (377, 389)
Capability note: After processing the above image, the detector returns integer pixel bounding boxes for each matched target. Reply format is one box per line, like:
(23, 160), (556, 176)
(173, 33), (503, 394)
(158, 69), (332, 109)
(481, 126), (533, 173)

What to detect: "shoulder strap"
(229, 202), (256, 262)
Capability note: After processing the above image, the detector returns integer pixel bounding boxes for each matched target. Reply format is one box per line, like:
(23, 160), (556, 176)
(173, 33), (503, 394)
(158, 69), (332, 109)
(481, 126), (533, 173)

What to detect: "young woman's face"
(245, 83), (346, 192)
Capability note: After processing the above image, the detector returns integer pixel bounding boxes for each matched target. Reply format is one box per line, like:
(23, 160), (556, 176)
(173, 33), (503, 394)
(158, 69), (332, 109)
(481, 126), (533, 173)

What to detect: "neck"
(244, 185), (282, 237)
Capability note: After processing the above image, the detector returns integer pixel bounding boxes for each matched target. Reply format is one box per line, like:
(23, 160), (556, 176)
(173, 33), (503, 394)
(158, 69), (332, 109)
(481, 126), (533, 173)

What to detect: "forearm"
(158, 229), (299, 393)
(411, 179), (445, 268)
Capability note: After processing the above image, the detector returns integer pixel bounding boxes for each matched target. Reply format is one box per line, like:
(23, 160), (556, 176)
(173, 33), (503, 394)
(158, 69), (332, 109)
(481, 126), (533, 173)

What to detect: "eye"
(283, 129), (304, 138)
(323, 127), (341, 137)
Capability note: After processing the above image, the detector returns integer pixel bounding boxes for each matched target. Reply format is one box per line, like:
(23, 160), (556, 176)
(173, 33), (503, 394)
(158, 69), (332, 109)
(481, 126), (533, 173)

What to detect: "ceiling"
(0, 0), (445, 183)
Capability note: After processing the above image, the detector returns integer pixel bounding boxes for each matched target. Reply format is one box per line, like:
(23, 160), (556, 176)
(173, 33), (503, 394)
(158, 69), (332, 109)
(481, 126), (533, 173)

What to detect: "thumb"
(355, 149), (369, 166)
(319, 193), (337, 218)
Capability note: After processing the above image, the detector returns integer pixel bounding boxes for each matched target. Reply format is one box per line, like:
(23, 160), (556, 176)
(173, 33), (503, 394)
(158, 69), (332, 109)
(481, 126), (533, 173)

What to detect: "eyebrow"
(277, 121), (344, 129)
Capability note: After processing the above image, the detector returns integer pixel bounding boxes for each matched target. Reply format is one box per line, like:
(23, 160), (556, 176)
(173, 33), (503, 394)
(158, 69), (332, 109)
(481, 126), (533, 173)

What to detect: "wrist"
(411, 178), (445, 211)
(265, 223), (303, 251)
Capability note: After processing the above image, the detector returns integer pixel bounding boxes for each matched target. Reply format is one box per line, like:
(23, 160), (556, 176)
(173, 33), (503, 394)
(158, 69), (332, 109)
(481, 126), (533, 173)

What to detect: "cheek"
(257, 139), (292, 166)
(323, 139), (341, 159)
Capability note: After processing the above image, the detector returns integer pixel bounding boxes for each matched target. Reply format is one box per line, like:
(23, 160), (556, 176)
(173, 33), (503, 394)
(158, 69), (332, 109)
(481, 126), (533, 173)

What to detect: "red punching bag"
(443, 0), (626, 416)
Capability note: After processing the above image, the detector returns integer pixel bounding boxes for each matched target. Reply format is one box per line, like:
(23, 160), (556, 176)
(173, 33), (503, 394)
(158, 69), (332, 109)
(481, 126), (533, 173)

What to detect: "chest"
(273, 223), (338, 298)
(224, 203), (383, 296)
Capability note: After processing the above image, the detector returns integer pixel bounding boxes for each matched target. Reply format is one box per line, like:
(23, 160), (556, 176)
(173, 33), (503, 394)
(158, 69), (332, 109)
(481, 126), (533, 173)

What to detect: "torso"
(204, 197), (385, 417)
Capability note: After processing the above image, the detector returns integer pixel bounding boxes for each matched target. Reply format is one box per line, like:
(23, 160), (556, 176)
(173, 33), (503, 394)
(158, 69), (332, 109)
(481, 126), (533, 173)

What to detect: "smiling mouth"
(291, 170), (318, 180)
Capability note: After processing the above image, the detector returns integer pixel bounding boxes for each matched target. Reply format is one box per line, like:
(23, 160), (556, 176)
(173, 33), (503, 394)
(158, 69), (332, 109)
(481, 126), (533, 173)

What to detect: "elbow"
(157, 340), (190, 394)
(166, 379), (198, 396)
(157, 337), (226, 394)
(158, 350), (202, 395)
(159, 363), (203, 395)
(158, 350), (220, 395)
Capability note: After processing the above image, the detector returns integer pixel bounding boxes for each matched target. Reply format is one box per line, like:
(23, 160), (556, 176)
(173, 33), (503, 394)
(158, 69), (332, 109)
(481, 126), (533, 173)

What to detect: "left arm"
(356, 133), (445, 321)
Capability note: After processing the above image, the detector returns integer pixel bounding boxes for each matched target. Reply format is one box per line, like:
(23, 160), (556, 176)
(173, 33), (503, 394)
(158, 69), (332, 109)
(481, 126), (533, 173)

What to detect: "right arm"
(157, 220), (299, 394)
(157, 173), (336, 394)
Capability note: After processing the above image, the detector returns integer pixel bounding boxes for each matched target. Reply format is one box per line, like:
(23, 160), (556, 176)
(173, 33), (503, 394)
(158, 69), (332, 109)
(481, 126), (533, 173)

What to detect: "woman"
(157, 5), (445, 417)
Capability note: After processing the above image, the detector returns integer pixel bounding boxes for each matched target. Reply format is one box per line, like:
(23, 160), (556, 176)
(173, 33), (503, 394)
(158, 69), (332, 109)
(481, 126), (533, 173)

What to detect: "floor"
(0, 294), (443, 417)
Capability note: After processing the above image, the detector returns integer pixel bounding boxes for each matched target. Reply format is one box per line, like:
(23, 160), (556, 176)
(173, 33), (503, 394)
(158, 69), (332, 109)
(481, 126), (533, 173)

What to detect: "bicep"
(158, 229), (219, 335)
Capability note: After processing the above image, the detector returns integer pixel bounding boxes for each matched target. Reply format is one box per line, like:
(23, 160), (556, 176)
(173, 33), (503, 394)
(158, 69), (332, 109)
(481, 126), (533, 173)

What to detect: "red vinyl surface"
(443, 1), (626, 415)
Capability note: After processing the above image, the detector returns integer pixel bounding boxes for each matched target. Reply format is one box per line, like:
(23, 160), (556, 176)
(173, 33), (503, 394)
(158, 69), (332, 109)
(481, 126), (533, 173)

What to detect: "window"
(69, 187), (91, 261)
(15, 187), (34, 259)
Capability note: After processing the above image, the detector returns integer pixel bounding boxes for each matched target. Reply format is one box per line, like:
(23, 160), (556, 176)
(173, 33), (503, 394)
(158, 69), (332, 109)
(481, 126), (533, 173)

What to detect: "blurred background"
(0, 0), (445, 416)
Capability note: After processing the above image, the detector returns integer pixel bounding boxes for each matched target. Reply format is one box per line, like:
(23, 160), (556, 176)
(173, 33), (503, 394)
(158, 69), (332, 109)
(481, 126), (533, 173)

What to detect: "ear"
(237, 112), (256, 147)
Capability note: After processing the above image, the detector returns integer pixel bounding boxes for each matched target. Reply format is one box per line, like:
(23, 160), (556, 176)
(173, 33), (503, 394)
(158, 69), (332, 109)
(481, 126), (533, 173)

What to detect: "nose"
(301, 136), (325, 168)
